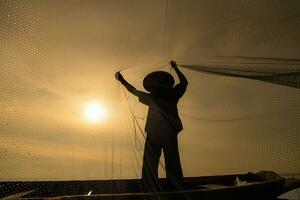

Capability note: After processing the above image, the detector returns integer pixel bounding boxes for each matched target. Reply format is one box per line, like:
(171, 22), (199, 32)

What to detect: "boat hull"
(1, 171), (298, 200)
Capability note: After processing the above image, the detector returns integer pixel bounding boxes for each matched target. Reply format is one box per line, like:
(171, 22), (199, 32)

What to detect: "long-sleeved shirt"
(137, 81), (187, 133)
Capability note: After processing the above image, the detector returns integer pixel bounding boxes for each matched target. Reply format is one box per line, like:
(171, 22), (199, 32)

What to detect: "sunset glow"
(84, 102), (106, 123)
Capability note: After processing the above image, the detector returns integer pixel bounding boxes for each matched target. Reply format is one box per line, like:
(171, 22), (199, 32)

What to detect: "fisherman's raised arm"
(115, 71), (150, 105)
(115, 72), (140, 96)
(170, 61), (188, 98)
(171, 60), (188, 86)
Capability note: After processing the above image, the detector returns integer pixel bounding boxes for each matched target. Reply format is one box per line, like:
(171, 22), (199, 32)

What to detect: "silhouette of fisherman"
(115, 61), (188, 192)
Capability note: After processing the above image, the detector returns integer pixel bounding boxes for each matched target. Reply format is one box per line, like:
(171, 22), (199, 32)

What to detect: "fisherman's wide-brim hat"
(143, 71), (175, 92)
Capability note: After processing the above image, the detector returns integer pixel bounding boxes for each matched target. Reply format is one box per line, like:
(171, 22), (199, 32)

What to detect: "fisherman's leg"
(163, 134), (184, 190)
(142, 134), (162, 192)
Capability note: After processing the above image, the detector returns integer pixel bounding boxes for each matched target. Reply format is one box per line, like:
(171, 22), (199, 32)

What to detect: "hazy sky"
(0, 0), (300, 180)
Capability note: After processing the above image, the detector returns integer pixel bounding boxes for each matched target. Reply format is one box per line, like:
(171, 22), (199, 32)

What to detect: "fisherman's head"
(143, 71), (175, 94)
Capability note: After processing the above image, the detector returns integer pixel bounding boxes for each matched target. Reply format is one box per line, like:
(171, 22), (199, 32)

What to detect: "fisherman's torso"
(145, 91), (183, 134)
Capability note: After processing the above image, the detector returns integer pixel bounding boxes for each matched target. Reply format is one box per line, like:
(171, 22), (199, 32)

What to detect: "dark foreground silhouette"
(1, 171), (299, 199)
(116, 61), (188, 191)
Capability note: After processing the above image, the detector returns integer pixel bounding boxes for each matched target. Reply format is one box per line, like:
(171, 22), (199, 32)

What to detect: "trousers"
(141, 129), (183, 192)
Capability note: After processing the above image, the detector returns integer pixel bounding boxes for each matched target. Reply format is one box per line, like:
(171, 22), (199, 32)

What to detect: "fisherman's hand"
(170, 60), (178, 69)
(115, 71), (125, 83)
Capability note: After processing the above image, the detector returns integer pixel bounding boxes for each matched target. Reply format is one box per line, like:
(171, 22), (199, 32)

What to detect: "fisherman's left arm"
(115, 72), (139, 95)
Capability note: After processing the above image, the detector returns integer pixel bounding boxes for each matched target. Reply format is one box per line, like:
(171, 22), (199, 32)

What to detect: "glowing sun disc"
(84, 102), (106, 123)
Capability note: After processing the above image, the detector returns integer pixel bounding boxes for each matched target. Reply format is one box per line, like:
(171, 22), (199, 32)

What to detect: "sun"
(84, 101), (106, 123)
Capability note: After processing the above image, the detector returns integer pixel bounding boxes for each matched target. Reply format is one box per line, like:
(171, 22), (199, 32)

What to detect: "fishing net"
(0, 0), (300, 198)
(179, 59), (300, 89)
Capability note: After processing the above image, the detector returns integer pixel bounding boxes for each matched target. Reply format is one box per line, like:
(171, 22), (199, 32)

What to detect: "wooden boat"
(1, 171), (299, 199)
